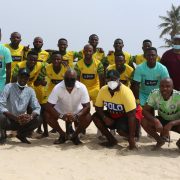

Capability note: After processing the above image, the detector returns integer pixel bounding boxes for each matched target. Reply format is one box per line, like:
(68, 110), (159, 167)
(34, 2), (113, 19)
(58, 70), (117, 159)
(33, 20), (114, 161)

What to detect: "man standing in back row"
(131, 47), (169, 106)
(161, 34), (180, 91)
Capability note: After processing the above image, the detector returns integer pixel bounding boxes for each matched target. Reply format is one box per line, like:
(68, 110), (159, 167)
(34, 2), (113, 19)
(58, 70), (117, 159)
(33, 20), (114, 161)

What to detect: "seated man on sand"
(44, 68), (92, 145)
(92, 70), (141, 150)
(0, 68), (41, 144)
(142, 78), (180, 150)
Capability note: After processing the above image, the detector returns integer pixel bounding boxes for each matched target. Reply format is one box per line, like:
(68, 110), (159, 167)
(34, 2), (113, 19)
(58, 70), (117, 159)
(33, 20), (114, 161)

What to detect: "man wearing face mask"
(161, 34), (180, 91)
(93, 70), (140, 150)
(44, 68), (92, 145)
(0, 68), (41, 144)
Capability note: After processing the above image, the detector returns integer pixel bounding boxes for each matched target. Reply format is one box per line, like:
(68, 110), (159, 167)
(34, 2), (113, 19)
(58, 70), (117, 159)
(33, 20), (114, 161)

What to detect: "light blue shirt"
(0, 44), (12, 92)
(0, 83), (41, 115)
(133, 62), (169, 106)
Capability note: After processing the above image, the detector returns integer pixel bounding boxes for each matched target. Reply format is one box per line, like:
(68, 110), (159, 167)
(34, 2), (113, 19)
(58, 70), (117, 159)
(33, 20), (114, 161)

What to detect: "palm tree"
(158, 4), (180, 47)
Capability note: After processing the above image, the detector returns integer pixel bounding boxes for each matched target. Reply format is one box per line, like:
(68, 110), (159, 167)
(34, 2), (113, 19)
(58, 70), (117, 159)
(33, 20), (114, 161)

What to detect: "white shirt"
(48, 80), (90, 114)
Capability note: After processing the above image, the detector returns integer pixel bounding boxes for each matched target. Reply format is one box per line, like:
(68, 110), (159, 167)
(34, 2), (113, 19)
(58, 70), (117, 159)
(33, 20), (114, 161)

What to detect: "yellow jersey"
(74, 58), (104, 90)
(133, 54), (161, 65)
(4, 44), (24, 71)
(107, 51), (131, 65)
(24, 49), (50, 62)
(12, 61), (42, 88)
(62, 51), (78, 68)
(95, 84), (136, 117)
(78, 48), (105, 62)
(107, 64), (134, 87)
(38, 63), (67, 103)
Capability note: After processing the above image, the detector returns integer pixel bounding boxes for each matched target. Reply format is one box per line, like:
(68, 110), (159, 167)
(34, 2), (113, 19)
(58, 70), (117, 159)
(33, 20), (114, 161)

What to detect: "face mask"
(64, 78), (76, 88)
(173, 45), (180, 50)
(107, 81), (119, 90)
(16, 82), (27, 88)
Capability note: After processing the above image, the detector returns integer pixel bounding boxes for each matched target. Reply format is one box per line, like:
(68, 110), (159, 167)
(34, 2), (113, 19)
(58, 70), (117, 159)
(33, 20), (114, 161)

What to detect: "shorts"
(88, 87), (99, 105)
(93, 111), (140, 137)
(157, 116), (180, 133)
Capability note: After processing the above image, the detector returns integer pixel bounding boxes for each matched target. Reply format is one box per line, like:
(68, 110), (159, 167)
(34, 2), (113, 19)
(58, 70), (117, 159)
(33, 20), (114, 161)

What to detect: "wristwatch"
(59, 113), (64, 119)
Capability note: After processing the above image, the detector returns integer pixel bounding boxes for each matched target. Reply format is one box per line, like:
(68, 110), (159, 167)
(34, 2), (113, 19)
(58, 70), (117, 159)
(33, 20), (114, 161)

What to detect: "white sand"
(0, 108), (180, 180)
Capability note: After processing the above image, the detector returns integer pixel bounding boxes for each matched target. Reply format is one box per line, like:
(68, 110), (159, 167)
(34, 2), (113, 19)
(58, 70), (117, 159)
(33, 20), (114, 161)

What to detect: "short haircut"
(11, 32), (21, 37)
(146, 47), (157, 53)
(89, 34), (98, 40)
(106, 70), (120, 79)
(114, 38), (123, 44)
(51, 51), (62, 56)
(143, 39), (152, 44)
(27, 51), (38, 57)
(58, 38), (68, 43)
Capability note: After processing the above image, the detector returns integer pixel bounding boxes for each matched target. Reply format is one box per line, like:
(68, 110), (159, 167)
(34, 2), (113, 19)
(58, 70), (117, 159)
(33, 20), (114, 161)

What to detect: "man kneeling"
(0, 68), (41, 144)
(44, 69), (92, 145)
(142, 78), (180, 150)
(93, 70), (140, 150)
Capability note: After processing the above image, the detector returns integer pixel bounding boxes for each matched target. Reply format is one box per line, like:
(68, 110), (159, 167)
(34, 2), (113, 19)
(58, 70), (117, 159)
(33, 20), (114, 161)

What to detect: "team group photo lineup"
(0, 29), (180, 151)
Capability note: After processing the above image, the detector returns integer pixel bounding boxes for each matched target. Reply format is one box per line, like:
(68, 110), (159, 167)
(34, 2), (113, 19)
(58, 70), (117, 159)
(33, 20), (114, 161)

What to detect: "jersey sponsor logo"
(82, 73), (95, 79)
(170, 104), (176, 110)
(12, 56), (22, 62)
(104, 101), (125, 113)
(145, 80), (158, 86)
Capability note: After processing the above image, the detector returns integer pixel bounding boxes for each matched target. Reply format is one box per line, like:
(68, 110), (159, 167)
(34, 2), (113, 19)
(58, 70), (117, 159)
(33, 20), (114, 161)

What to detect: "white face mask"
(173, 45), (180, 50)
(16, 82), (27, 88)
(107, 81), (119, 90)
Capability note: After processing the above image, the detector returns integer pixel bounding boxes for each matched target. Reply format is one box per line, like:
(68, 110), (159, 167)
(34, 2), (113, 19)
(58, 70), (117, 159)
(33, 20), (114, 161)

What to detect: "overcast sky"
(1, 0), (179, 56)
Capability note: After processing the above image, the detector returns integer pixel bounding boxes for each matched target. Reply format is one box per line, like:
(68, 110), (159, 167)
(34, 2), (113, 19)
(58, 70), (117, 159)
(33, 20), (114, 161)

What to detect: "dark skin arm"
(131, 80), (140, 99)
(127, 109), (137, 149)
(143, 104), (163, 132)
(44, 102), (60, 120)
(163, 119), (180, 137)
(99, 73), (105, 87)
(67, 102), (90, 122)
(34, 78), (47, 86)
(5, 63), (11, 84)
(3, 111), (18, 121)
(95, 106), (114, 126)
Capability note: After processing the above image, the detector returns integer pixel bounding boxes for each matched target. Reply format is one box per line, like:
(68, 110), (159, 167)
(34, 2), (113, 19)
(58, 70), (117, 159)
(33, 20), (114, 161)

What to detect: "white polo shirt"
(48, 80), (90, 114)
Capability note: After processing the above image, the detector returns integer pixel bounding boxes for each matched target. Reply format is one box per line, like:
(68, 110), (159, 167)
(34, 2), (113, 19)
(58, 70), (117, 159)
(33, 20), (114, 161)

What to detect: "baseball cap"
(106, 70), (120, 79)
(18, 68), (30, 76)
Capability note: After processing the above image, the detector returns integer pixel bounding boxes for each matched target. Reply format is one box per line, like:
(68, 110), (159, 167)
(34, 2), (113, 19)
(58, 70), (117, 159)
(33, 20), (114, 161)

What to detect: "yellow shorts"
(34, 85), (46, 104)
(41, 82), (55, 104)
(88, 87), (100, 105)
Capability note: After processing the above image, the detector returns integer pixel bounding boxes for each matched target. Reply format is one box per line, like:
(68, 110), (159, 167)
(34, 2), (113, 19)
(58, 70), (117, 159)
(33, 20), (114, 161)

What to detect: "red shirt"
(161, 49), (180, 90)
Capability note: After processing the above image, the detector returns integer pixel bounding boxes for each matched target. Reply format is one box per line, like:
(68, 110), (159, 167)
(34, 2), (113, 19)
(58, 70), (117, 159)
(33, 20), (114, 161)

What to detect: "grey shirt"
(0, 83), (41, 115)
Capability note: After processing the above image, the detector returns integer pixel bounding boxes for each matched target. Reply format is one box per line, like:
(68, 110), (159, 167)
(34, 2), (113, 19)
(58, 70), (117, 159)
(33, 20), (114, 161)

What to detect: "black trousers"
(0, 114), (41, 138)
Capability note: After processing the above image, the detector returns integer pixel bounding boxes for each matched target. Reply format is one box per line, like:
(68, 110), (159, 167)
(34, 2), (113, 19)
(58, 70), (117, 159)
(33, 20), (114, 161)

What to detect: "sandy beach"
(0, 107), (180, 180)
